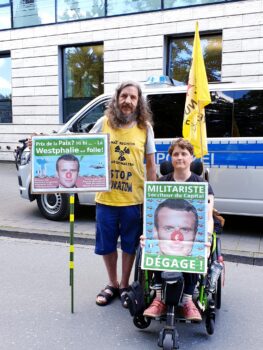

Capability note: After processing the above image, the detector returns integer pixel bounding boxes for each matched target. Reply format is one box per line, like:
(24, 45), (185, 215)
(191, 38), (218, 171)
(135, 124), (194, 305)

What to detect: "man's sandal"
(96, 285), (119, 306)
(119, 287), (129, 309)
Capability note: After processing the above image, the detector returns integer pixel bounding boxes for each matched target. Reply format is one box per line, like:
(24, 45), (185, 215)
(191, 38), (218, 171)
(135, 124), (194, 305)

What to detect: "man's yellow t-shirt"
(95, 116), (147, 206)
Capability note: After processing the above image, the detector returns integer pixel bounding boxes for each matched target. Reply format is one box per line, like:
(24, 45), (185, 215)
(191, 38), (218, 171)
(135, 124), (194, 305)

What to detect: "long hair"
(105, 81), (153, 129)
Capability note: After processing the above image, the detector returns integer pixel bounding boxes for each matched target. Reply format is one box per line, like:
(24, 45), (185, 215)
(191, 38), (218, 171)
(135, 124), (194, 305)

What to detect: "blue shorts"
(95, 203), (143, 255)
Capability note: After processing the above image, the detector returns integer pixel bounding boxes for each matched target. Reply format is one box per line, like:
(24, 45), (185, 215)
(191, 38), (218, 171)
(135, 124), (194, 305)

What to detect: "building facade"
(0, 0), (263, 161)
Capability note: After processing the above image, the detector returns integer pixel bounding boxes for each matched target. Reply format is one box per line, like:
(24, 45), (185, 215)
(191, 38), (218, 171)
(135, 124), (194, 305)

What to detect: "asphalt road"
(1, 237), (262, 350)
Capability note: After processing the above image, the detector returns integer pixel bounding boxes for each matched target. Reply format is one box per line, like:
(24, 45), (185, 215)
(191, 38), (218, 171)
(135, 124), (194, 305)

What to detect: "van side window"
(74, 100), (109, 132)
(206, 91), (233, 137)
(148, 92), (234, 139)
(234, 90), (263, 137)
(147, 93), (184, 138)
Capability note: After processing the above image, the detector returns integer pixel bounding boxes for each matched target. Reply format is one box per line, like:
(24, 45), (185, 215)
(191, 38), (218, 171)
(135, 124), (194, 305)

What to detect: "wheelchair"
(125, 159), (224, 349)
(125, 232), (224, 349)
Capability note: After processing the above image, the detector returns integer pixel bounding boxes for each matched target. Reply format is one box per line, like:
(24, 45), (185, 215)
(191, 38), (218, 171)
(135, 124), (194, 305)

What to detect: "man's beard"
(115, 106), (138, 125)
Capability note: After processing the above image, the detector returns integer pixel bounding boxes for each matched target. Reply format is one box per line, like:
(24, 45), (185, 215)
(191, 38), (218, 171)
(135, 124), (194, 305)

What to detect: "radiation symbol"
(115, 145), (130, 161)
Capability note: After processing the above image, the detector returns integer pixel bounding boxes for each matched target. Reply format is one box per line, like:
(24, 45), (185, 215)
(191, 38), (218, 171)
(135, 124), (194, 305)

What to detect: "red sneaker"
(143, 299), (167, 318)
(182, 300), (202, 321)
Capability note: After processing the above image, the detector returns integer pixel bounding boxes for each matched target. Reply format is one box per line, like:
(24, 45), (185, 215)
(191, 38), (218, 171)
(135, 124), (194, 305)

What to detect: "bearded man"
(90, 81), (156, 307)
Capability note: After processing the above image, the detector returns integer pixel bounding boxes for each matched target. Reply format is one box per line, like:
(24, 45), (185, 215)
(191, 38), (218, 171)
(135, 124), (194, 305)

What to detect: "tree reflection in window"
(13, 0), (55, 28)
(168, 34), (222, 84)
(63, 45), (104, 122)
(107, 0), (161, 16)
(57, 0), (104, 22)
(164, 0), (226, 9)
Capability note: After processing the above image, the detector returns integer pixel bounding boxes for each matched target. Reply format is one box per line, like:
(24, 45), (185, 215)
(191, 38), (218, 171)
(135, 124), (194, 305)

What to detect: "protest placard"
(142, 181), (208, 274)
(31, 134), (110, 193)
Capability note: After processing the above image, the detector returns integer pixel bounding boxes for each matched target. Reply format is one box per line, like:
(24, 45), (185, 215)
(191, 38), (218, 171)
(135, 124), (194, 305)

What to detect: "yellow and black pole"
(69, 193), (75, 313)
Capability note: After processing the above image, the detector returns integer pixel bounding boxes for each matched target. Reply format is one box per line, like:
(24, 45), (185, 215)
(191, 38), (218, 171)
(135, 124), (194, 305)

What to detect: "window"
(62, 44), (104, 123)
(0, 54), (12, 123)
(234, 90), (263, 137)
(148, 93), (184, 139)
(206, 91), (233, 137)
(0, 0), (245, 31)
(57, 0), (104, 22)
(0, 1), (11, 29)
(148, 92), (233, 139)
(164, 0), (228, 9)
(168, 34), (222, 85)
(72, 98), (109, 133)
(107, 0), (161, 16)
(148, 90), (263, 140)
(13, 0), (55, 28)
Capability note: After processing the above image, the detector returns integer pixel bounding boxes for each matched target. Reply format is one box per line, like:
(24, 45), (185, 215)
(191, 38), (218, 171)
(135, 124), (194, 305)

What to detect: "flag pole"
(69, 193), (75, 313)
(198, 103), (205, 178)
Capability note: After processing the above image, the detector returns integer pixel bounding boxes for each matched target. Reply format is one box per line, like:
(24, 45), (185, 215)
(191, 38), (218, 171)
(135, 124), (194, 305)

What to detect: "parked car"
(15, 78), (263, 220)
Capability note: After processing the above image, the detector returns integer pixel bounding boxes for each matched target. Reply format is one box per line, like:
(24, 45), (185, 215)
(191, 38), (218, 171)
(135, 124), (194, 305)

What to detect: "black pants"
(154, 271), (199, 296)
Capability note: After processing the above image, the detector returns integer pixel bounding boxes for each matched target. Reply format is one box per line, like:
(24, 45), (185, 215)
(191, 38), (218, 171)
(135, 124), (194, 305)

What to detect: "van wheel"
(36, 193), (70, 221)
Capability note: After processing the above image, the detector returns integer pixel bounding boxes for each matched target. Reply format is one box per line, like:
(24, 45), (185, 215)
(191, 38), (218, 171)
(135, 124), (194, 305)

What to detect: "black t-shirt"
(159, 172), (214, 196)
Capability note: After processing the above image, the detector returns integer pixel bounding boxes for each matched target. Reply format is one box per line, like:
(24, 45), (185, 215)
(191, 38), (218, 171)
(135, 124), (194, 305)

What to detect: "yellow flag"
(183, 22), (211, 158)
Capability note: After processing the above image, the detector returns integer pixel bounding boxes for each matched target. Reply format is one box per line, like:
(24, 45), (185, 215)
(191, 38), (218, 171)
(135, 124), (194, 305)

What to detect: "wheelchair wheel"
(163, 333), (173, 350)
(205, 317), (215, 335)
(134, 246), (143, 282)
(134, 247), (147, 289)
(133, 315), (151, 329)
(214, 274), (222, 309)
(134, 246), (153, 304)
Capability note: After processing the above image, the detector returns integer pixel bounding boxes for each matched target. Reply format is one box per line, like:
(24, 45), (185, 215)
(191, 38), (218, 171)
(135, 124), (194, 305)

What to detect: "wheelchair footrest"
(175, 317), (202, 324)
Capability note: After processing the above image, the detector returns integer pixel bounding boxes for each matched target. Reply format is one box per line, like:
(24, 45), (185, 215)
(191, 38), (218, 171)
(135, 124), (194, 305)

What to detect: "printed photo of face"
(154, 199), (198, 256)
(56, 155), (79, 188)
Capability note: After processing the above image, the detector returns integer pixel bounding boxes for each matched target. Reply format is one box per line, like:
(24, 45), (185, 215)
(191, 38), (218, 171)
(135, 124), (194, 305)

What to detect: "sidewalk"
(0, 162), (263, 265)
(219, 215), (263, 265)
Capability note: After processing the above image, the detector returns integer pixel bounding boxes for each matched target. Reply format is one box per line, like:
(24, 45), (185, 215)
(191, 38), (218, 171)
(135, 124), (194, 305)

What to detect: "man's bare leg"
(96, 251), (119, 304)
(120, 251), (135, 289)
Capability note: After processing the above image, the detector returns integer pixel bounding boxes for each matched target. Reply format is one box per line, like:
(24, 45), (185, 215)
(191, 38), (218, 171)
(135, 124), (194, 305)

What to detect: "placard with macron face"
(142, 181), (208, 274)
(31, 134), (110, 193)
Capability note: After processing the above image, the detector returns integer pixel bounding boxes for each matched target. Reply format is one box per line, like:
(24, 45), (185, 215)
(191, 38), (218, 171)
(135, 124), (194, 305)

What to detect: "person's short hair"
(154, 198), (198, 234)
(56, 154), (80, 172)
(168, 138), (194, 156)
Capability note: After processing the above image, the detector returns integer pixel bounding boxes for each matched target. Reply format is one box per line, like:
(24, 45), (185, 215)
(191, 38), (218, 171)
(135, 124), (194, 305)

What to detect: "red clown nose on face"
(171, 229), (184, 242)
(66, 171), (72, 179)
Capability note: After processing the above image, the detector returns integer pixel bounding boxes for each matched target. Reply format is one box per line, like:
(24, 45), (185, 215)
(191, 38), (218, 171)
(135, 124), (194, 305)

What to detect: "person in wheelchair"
(142, 138), (214, 322)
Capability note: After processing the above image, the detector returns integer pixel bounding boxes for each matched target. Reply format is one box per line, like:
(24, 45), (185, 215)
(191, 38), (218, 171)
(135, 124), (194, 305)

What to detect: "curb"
(0, 229), (95, 246)
(222, 253), (263, 267)
(1, 229), (263, 266)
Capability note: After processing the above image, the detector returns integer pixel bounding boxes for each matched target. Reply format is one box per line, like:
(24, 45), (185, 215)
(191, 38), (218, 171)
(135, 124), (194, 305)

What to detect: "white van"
(16, 80), (263, 220)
